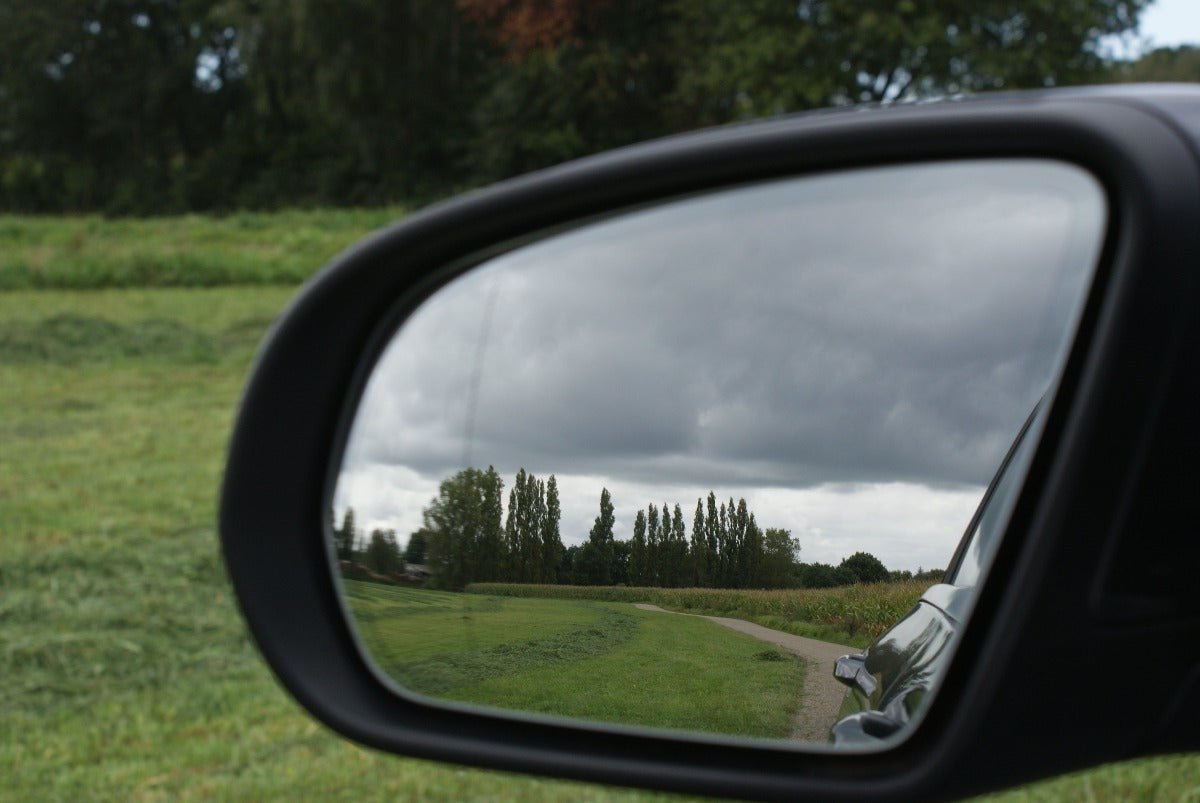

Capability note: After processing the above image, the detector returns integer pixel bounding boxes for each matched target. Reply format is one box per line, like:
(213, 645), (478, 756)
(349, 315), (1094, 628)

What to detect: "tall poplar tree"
(504, 485), (520, 581)
(630, 509), (648, 586)
(646, 503), (660, 587)
(691, 499), (708, 587)
(587, 487), (615, 585)
(671, 503), (688, 588)
(542, 474), (563, 583)
(706, 492), (720, 585)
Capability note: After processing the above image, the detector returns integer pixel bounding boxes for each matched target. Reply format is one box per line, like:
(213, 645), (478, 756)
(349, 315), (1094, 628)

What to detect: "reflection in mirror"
(332, 160), (1106, 747)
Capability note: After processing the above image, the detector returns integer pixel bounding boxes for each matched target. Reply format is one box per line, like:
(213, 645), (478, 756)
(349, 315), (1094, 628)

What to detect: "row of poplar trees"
(627, 494), (794, 589)
(422, 467), (564, 590)
(419, 467), (801, 590)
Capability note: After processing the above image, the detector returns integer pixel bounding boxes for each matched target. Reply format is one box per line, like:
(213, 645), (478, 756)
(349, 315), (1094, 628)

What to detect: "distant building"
(405, 563), (430, 580)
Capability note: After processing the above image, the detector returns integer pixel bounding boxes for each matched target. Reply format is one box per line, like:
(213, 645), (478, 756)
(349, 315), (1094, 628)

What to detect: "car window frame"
(943, 401), (1044, 587)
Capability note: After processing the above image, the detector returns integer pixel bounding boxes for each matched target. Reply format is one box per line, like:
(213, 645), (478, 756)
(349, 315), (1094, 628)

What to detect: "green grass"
(1, 218), (1197, 800)
(0, 208), (405, 290)
(0, 288), (672, 802)
(467, 582), (935, 649)
(345, 584), (806, 738)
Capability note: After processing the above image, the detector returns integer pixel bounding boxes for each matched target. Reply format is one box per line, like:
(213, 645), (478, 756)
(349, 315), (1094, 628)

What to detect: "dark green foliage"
(404, 529), (429, 565)
(1114, 45), (1200, 83)
(838, 551), (890, 584)
(542, 475), (563, 582)
(760, 528), (801, 589)
(796, 562), (857, 589)
(629, 509), (648, 586)
(334, 509), (358, 561)
(582, 488), (616, 585)
(0, 0), (1149, 214)
(425, 468), (491, 590)
(364, 529), (403, 576)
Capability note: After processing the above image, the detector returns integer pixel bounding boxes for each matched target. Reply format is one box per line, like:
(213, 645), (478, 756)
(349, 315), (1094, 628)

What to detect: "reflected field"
(344, 580), (809, 738)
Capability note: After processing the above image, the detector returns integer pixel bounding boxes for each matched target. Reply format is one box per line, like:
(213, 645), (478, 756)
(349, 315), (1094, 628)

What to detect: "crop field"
(467, 581), (933, 649)
(344, 581), (806, 738)
(0, 211), (1195, 801)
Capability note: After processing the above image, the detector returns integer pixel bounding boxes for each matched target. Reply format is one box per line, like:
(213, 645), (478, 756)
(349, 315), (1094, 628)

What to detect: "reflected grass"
(345, 583), (806, 739)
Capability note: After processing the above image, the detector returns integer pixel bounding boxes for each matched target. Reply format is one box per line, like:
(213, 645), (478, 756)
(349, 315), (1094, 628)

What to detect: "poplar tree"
(542, 474), (562, 583)
(706, 492), (720, 585)
(646, 503), (660, 586)
(504, 485), (519, 581)
(672, 503), (687, 588)
(630, 509), (648, 586)
(587, 487), (615, 585)
(691, 499), (708, 587)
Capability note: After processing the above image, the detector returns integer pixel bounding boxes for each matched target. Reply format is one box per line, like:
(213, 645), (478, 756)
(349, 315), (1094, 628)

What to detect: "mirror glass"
(332, 159), (1106, 746)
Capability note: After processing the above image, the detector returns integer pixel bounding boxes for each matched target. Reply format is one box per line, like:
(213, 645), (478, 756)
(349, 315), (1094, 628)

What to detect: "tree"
(760, 528), (800, 589)
(334, 508), (357, 560)
(659, 504), (675, 586)
(666, 0), (1152, 126)
(629, 509), (648, 585)
(583, 487), (615, 585)
(611, 539), (631, 586)
(364, 528), (403, 576)
(542, 474), (563, 582)
(476, 466), (504, 581)
(423, 467), (499, 590)
(1116, 45), (1200, 83)
(691, 499), (708, 587)
(797, 562), (853, 589)
(404, 529), (429, 565)
(839, 551), (890, 584)
(504, 484), (520, 580)
(705, 492), (720, 585)
(670, 503), (688, 587)
(646, 503), (660, 586)
(0, 1), (1148, 213)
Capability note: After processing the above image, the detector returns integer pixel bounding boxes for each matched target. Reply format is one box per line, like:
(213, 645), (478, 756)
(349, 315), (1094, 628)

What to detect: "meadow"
(467, 581), (932, 649)
(344, 582), (806, 738)
(1, 211), (1196, 801)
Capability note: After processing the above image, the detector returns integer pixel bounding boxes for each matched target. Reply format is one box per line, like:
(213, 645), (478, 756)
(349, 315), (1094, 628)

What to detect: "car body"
(832, 407), (1041, 745)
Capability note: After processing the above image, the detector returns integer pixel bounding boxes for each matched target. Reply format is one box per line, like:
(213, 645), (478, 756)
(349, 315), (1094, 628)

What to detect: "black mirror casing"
(220, 87), (1200, 802)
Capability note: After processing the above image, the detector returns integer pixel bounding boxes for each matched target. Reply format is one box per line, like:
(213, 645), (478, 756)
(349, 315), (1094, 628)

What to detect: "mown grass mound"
(344, 582), (806, 738)
(0, 207), (405, 289)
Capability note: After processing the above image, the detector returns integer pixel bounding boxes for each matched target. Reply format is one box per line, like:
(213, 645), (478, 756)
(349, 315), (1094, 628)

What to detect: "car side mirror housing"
(220, 87), (1200, 801)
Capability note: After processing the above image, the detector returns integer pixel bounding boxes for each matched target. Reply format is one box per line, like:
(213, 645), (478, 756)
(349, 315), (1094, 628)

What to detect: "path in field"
(633, 604), (853, 742)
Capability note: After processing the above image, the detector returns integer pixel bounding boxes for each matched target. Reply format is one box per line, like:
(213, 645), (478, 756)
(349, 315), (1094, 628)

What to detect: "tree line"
(0, 1), (1166, 215)
(336, 467), (944, 591)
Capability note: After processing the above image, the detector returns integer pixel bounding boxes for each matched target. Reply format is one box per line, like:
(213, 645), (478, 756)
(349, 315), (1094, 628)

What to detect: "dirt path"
(633, 603), (854, 742)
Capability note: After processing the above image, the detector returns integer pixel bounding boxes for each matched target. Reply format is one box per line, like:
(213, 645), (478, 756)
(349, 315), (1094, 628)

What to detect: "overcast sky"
(1104, 0), (1200, 58)
(335, 159), (1106, 572)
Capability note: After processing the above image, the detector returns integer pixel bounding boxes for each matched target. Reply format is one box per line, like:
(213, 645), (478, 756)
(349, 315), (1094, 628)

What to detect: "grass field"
(1, 211), (1196, 801)
(0, 208), (404, 290)
(345, 582), (806, 738)
(467, 581), (932, 649)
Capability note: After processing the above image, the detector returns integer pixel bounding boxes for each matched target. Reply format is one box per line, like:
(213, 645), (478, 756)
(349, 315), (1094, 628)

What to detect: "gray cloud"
(336, 159), (1105, 567)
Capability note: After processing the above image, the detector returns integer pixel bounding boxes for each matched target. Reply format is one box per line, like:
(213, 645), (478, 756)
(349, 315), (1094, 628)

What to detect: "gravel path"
(633, 603), (854, 742)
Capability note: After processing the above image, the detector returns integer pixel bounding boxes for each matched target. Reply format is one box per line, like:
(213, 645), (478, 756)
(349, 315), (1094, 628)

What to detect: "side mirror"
(221, 88), (1200, 801)
(834, 655), (877, 696)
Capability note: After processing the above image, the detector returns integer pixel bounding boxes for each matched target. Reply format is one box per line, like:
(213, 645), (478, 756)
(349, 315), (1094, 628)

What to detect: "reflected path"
(633, 603), (852, 741)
